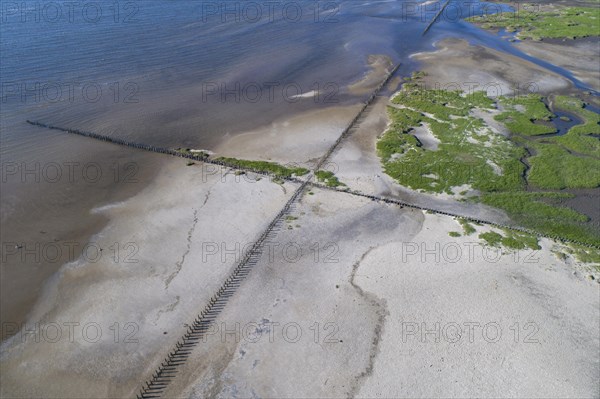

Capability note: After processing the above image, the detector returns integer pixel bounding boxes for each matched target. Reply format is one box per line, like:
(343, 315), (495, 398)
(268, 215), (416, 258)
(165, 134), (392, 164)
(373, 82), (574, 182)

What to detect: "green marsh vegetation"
(458, 219), (477, 235)
(494, 95), (556, 136)
(479, 229), (540, 250)
(565, 244), (600, 265)
(315, 170), (345, 187)
(495, 95), (600, 189)
(378, 74), (600, 245)
(214, 157), (309, 178)
(467, 5), (600, 40)
(527, 144), (600, 189)
(381, 82), (525, 194)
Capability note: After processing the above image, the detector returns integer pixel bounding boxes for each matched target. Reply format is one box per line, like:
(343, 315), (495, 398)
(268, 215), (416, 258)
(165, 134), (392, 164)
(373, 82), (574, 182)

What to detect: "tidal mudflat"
(1, 0), (599, 398)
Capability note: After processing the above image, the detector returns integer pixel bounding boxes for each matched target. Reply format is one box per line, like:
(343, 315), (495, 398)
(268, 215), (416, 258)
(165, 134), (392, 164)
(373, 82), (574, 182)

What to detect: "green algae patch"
(479, 229), (540, 250)
(315, 170), (345, 187)
(215, 157), (309, 178)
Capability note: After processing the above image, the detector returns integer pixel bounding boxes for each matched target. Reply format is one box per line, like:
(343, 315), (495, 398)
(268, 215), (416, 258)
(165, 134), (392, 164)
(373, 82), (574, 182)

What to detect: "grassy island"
(215, 157), (309, 178)
(467, 5), (600, 40)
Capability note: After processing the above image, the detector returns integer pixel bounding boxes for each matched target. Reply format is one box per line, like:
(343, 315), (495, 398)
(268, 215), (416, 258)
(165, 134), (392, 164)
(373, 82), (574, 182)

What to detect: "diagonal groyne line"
(128, 64), (403, 398)
(422, 0), (451, 36)
(314, 62), (401, 170)
(27, 91), (599, 254)
(134, 178), (309, 399)
(23, 121), (600, 248)
(25, 119), (304, 181)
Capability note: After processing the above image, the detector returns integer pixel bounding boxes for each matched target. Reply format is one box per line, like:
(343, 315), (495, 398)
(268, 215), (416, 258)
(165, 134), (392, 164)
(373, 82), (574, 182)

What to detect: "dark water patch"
(532, 109), (584, 138)
(518, 145), (534, 188)
(550, 110), (582, 136)
(583, 103), (600, 114)
(560, 188), (600, 232)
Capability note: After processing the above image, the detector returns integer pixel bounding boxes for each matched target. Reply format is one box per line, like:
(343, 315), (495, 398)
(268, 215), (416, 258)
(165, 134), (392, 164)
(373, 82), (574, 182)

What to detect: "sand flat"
(214, 105), (361, 166)
(159, 187), (426, 398)
(0, 157), (297, 398)
(516, 37), (600, 92)
(356, 213), (600, 398)
(411, 38), (571, 96)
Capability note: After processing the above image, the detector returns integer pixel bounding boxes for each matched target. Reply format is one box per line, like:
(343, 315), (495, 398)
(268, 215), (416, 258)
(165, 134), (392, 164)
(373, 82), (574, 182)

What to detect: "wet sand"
(1, 157), (297, 398)
(0, 131), (166, 340)
(214, 105), (361, 166)
(348, 55), (395, 96)
(515, 37), (600, 93)
(214, 54), (395, 166)
(0, 51), (386, 343)
(410, 38), (571, 96)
